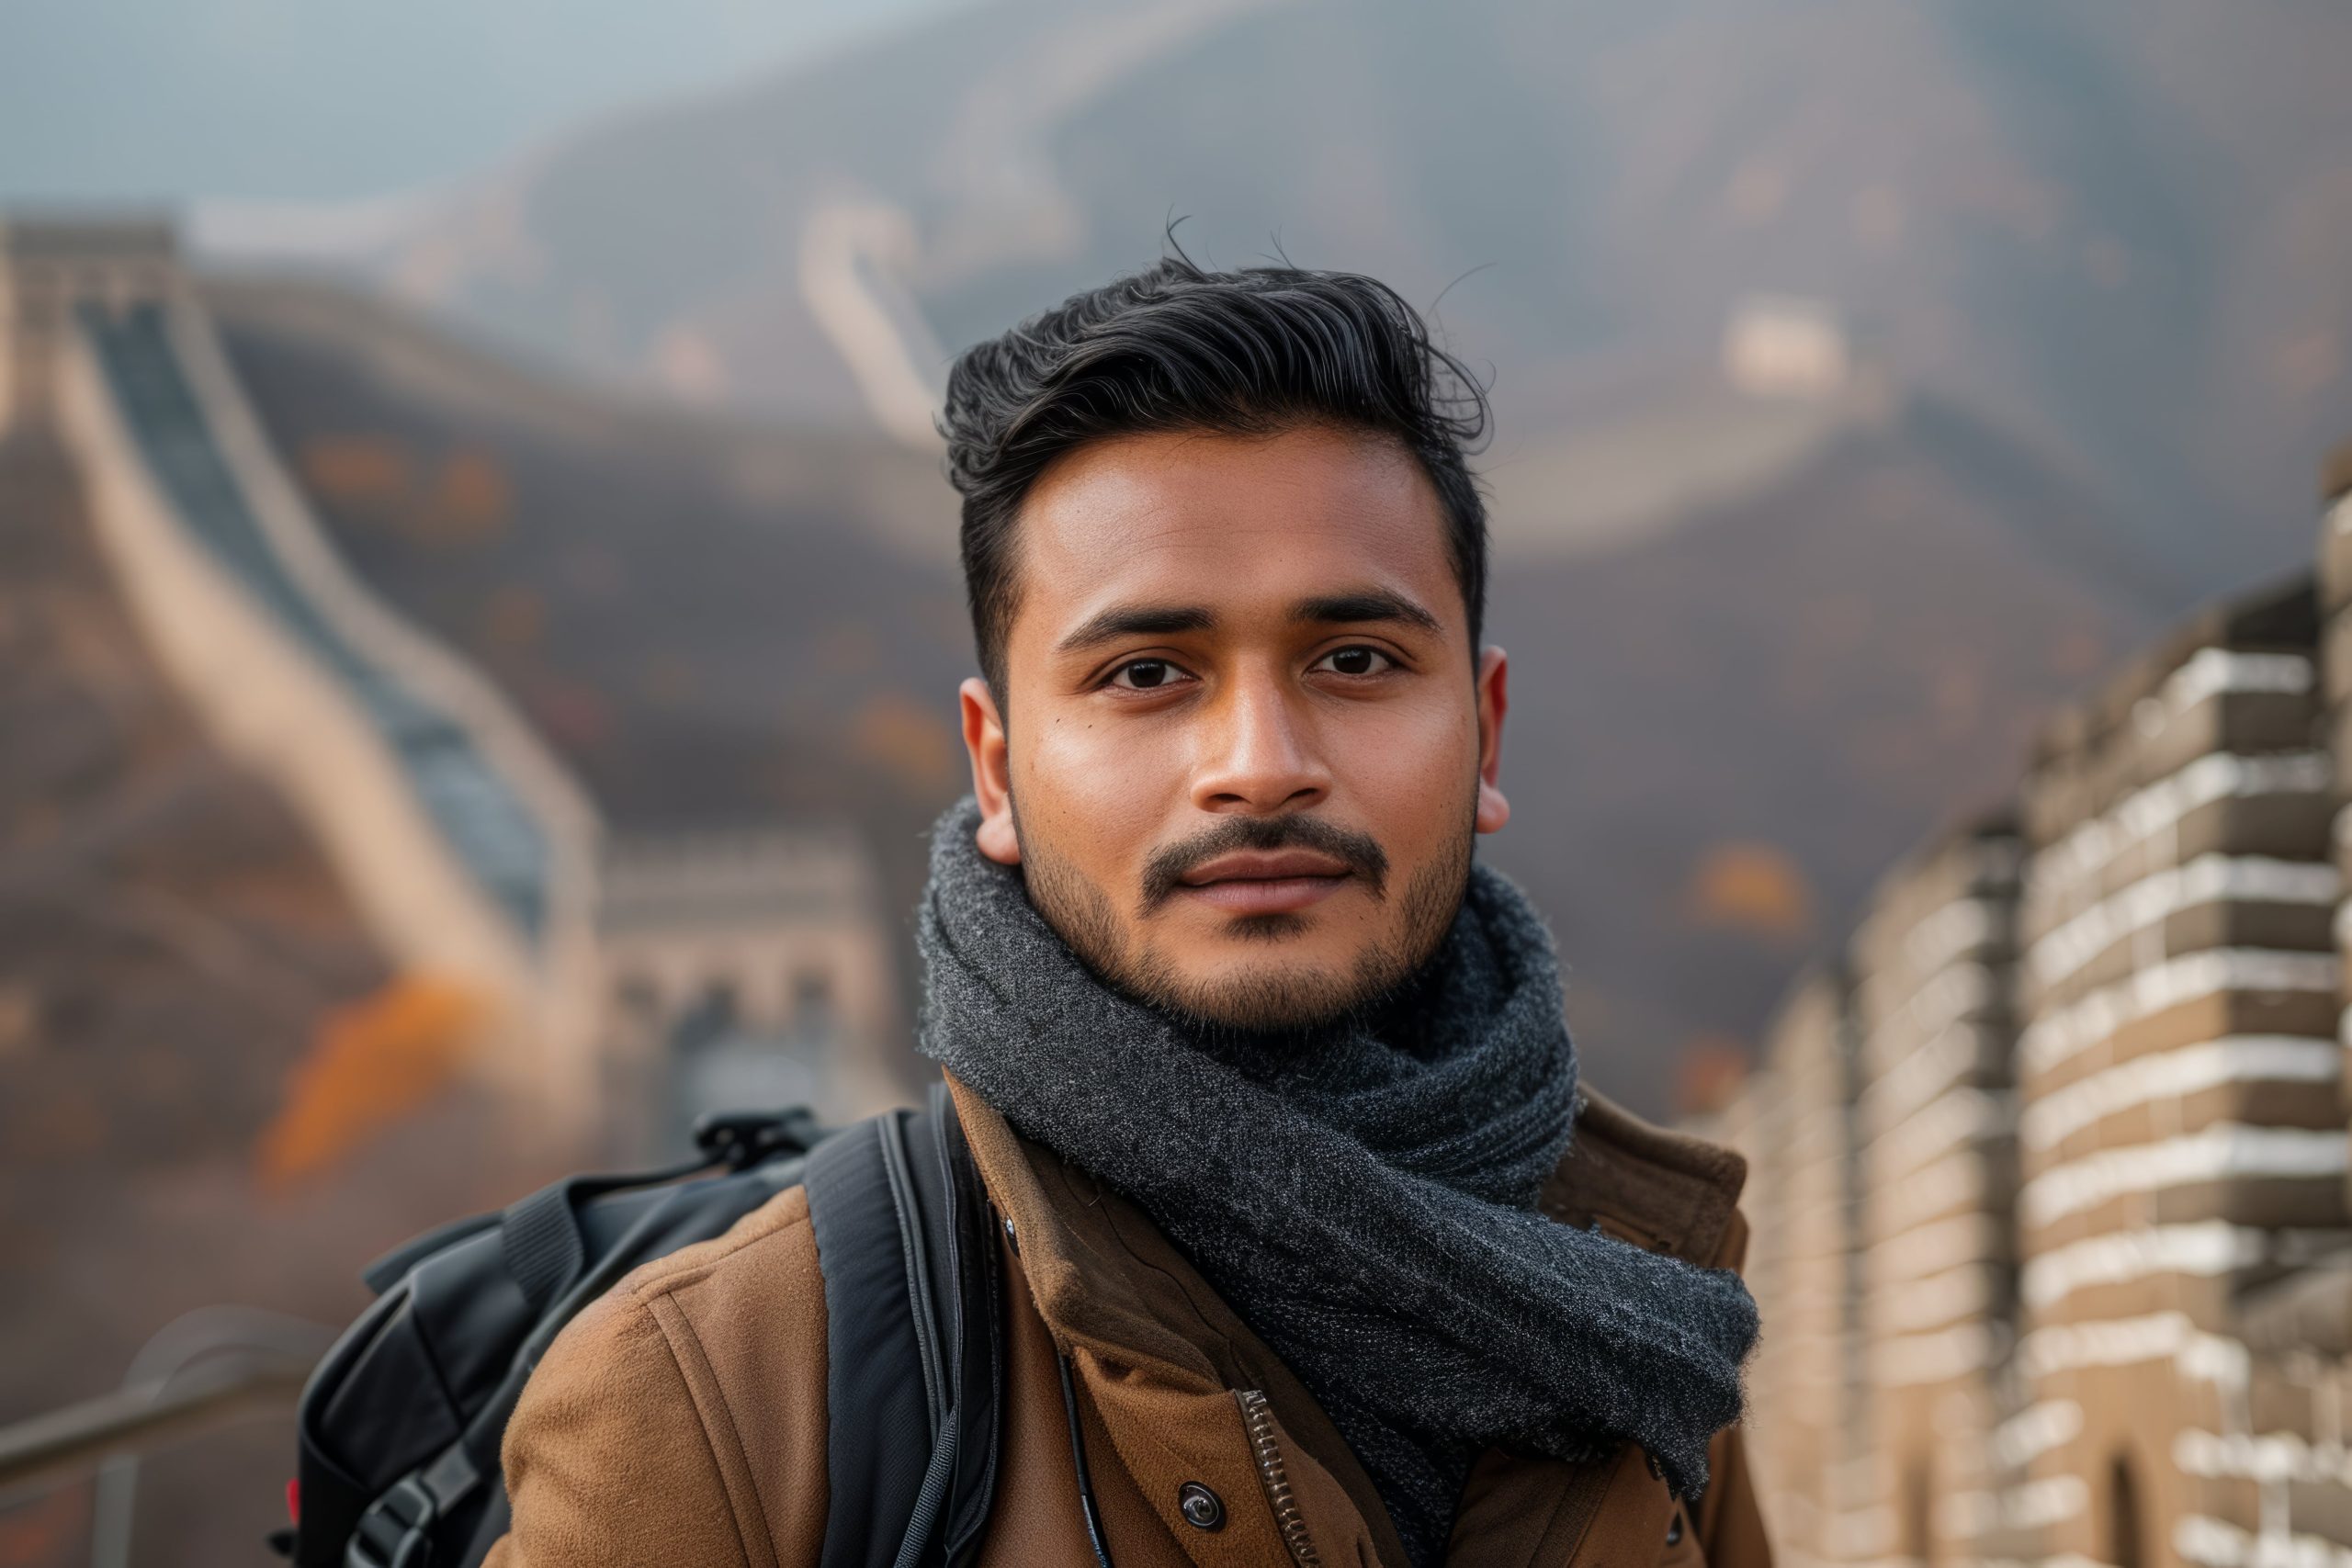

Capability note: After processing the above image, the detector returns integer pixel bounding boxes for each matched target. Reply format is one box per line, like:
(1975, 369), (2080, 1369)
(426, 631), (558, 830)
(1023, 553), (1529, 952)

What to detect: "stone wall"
(1713, 446), (2352, 1568)
(1853, 819), (2025, 1568)
(1741, 965), (1868, 1568)
(598, 826), (905, 1150)
(38, 278), (605, 1138)
(3, 214), (923, 1160)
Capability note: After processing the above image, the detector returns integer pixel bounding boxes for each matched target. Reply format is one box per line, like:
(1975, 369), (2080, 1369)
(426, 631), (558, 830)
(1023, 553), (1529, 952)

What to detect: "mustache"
(1138, 815), (1390, 912)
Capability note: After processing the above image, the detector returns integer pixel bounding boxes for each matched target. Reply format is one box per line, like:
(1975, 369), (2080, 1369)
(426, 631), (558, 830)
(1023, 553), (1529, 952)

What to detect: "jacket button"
(1178, 1482), (1225, 1530)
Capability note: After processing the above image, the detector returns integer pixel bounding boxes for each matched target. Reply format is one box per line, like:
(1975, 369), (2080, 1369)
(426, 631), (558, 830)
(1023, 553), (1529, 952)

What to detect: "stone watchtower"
(2013, 578), (2345, 1566)
(0, 217), (176, 434)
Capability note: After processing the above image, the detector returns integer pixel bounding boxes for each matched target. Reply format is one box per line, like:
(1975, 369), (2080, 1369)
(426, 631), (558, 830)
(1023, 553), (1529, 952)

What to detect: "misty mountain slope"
(1487, 392), (2158, 1109)
(0, 425), (557, 1565)
(215, 279), (2160, 1112)
(211, 278), (978, 992)
(2083, 2), (2352, 526)
(204, 274), (960, 565)
(0, 427), (381, 1239)
(213, 0), (2352, 604)
(211, 281), (970, 827)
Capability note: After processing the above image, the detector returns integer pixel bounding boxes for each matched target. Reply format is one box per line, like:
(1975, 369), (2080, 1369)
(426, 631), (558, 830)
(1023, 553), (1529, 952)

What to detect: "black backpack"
(281, 1084), (1004, 1568)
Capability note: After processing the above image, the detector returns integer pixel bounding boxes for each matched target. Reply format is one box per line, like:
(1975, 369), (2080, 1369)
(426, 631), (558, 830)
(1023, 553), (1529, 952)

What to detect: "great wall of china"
(1702, 463), (2352, 1568)
(0, 216), (902, 1156)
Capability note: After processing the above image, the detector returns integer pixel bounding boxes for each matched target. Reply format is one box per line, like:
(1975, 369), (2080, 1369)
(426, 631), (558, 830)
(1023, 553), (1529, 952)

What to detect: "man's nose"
(1190, 672), (1331, 815)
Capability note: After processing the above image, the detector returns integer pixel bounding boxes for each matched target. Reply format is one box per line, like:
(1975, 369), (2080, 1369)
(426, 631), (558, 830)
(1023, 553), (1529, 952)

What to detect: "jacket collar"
(948, 1071), (1749, 1370)
(1539, 1089), (1749, 1269)
(941, 1066), (1749, 1372)
(944, 1072), (1749, 1564)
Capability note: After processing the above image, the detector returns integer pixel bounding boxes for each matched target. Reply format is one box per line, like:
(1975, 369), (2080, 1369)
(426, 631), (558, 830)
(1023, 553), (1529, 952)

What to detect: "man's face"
(959, 423), (1510, 1032)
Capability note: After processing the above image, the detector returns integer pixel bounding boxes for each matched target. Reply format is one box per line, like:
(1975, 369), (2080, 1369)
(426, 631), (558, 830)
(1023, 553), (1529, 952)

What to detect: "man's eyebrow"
(1291, 589), (1442, 634)
(1055, 603), (1218, 655)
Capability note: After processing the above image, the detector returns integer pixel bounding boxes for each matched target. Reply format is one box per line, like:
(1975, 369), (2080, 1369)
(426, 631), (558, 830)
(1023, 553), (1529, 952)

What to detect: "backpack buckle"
(345, 1473), (436, 1568)
(693, 1106), (823, 1170)
(346, 1445), (478, 1568)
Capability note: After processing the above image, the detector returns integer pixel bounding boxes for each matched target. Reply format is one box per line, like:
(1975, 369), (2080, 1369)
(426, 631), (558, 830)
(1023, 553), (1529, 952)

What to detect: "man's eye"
(1316, 646), (1395, 677)
(1109, 659), (1188, 691)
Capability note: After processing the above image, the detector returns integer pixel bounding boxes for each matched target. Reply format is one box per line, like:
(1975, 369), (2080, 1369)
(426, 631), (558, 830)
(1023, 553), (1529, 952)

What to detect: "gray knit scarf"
(915, 800), (1757, 1566)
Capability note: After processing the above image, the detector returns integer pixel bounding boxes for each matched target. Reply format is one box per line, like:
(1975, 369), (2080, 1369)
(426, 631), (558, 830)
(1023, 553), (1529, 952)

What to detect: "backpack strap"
(933, 1086), (1002, 1565)
(328, 1114), (820, 1568)
(501, 1186), (587, 1320)
(806, 1088), (1003, 1568)
(495, 1111), (823, 1319)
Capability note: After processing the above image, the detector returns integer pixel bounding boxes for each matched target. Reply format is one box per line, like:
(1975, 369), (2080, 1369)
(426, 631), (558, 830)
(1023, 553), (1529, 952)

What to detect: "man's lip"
(1172, 849), (1354, 918)
(1178, 849), (1353, 886)
(1177, 874), (1351, 916)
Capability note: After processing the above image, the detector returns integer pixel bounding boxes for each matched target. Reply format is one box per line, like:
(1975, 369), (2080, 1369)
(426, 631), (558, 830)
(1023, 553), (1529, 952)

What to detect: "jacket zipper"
(1058, 1355), (1115, 1568)
(1237, 1389), (1322, 1566)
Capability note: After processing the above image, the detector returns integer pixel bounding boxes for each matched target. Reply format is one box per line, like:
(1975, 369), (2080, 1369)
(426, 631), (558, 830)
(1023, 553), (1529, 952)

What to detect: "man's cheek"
(1038, 723), (1184, 810)
(1025, 737), (1170, 863)
(1339, 725), (1460, 810)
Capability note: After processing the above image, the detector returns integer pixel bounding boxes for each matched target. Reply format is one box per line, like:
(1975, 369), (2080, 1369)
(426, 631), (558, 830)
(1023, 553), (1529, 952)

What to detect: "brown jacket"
(485, 1076), (1772, 1568)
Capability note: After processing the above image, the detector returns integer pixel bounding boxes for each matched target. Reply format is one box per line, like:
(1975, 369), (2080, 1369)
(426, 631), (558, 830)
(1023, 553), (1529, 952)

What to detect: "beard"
(1013, 795), (1476, 1034)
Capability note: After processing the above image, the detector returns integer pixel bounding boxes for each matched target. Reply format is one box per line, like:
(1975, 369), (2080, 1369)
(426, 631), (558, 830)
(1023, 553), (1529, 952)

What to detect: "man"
(487, 257), (1766, 1566)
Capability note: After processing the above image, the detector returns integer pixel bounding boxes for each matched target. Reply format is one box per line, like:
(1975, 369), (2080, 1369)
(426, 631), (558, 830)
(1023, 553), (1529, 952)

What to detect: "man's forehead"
(1012, 426), (1457, 627)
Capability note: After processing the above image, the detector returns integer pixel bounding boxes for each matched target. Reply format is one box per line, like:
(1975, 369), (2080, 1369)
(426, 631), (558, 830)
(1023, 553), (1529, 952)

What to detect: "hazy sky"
(0, 0), (957, 206)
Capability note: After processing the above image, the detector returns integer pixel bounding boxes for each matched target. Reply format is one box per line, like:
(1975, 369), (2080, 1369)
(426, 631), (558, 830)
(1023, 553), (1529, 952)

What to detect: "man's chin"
(1018, 825), (1470, 1035)
(1205, 909), (1316, 946)
(1125, 948), (1396, 1034)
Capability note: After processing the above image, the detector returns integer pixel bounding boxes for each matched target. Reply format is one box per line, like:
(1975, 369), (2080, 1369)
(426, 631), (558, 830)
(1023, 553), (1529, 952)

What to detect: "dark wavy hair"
(940, 254), (1491, 698)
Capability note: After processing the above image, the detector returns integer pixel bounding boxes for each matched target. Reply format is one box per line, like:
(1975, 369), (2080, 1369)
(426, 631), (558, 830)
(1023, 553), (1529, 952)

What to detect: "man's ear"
(1475, 646), (1510, 835)
(960, 677), (1023, 864)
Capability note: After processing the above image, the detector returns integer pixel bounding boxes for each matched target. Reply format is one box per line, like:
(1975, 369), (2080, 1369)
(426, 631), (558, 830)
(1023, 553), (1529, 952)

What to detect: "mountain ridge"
(213, 274), (2168, 1111)
(198, 0), (2352, 606)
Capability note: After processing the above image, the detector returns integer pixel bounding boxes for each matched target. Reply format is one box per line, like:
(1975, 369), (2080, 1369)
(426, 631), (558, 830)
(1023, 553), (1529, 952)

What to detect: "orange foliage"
(417, 448), (512, 546)
(1673, 1035), (1752, 1119)
(0, 980), (34, 1056)
(0, 1484), (85, 1564)
(640, 651), (695, 705)
(300, 434), (413, 506)
(530, 680), (615, 750)
(255, 976), (486, 1191)
(1684, 840), (1815, 941)
(2051, 629), (2107, 680)
(851, 692), (960, 792)
(481, 584), (547, 649)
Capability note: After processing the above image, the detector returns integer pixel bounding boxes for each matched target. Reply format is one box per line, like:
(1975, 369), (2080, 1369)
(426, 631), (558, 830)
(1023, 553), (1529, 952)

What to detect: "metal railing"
(0, 1306), (332, 1560)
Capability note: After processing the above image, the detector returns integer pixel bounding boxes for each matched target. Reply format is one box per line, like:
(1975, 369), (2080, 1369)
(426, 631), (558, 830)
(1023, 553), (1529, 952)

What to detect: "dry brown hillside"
(0, 424), (557, 1567)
